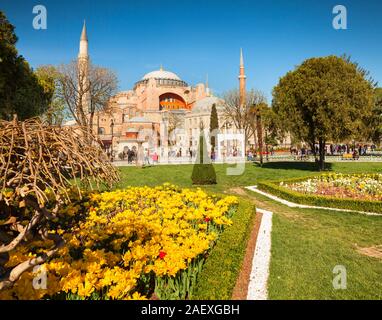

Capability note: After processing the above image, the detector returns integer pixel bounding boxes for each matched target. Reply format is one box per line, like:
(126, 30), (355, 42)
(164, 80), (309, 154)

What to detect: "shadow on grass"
(254, 161), (333, 172)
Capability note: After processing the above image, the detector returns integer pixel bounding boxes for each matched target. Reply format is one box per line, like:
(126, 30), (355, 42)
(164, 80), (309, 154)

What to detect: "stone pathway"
(246, 186), (382, 217)
(247, 208), (273, 300)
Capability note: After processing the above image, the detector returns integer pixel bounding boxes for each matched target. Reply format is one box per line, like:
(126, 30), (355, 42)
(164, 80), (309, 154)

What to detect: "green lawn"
(115, 161), (382, 192)
(114, 162), (382, 300)
(250, 191), (382, 300)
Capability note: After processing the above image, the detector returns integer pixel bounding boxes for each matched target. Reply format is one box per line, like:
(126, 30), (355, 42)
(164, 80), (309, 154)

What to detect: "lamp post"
(110, 119), (114, 162)
(253, 105), (264, 166)
(97, 112), (100, 137)
(136, 129), (145, 168)
(161, 111), (169, 164)
(265, 130), (269, 162)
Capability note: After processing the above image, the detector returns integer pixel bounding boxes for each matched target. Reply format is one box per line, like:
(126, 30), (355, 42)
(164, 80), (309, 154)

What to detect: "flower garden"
(257, 173), (382, 214)
(281, 173), (382, 201)
(0, 185), (238, 300)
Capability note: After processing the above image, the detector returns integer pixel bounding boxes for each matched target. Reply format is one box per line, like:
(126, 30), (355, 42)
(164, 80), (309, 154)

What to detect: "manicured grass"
(113, 162), (382, 300)
(115, 162), (382, 193)
(269, 205), (382, 299)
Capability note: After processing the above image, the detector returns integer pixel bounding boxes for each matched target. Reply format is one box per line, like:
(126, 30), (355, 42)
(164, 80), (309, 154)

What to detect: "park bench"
(341, 153), (359, 160)
(294, 155), (309, 161)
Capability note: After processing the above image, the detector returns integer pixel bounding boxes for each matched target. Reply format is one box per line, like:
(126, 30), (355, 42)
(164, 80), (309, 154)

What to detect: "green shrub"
(193, 200), (256, 299)
(191, 131), (217, 185)
(192, 163), (217, 185)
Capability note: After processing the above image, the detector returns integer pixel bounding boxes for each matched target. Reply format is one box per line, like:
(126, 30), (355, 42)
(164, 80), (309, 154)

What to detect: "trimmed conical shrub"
(209, 103), (219, 154)
(191, 132), (217, 185)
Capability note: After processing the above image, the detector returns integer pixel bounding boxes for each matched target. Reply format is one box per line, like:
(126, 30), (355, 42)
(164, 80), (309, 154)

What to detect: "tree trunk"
(318, 138), (326, 171)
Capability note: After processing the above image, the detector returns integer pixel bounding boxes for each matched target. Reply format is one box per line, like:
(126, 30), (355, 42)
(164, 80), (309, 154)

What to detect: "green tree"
(209, 103), (219, 154)
(191, 125), (217, 185)
(260, 104), (284, 141)
(0, 11), (49, 120)
(252, 102), (284, 163)
(273, 56), (375, 170)
(376, 88), (382, 102)
(35, 65), (67, 125)
(363, 88), (382, 145)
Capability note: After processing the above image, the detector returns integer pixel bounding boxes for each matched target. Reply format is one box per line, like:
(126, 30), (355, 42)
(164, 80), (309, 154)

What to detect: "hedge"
(257, 178), (382, 214)
(193, 199), (257, 299)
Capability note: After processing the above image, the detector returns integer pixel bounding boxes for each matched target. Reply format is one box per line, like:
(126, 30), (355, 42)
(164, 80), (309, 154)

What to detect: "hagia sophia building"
(69, 22), (250, 160)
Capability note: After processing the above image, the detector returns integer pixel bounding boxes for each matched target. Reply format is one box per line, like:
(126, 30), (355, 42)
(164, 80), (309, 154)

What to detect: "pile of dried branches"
(0, 116), (119, 291)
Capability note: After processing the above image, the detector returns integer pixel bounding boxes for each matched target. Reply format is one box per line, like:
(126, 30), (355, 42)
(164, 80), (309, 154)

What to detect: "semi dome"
(191, 96), (225, 114)
(142, 69), (181, 81)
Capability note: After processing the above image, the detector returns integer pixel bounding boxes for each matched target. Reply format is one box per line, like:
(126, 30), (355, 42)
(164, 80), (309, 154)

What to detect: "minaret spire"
(81, 20), (88, 41)
(206, 74), (210, 96)
(78, 21), (90, 114)
(238, 48), (246, 107)
(78, 20), (88, 58)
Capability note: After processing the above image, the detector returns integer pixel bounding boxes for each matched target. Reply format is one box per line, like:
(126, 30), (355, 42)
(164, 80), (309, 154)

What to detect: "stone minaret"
(206, 74), (210, 97)
(78, 20), (90, 114)
(238, 48), (246, 107)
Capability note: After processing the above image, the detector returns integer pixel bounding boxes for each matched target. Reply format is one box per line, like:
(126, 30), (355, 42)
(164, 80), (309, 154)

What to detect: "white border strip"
(246, 186), (382, 217)
(247, 208), (273, 300)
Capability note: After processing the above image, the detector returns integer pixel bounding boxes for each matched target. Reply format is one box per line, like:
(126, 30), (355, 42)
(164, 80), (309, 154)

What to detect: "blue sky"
(2, 0), (382, 100)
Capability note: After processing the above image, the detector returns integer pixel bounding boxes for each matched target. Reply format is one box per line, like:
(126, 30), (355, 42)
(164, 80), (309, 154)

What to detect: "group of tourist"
(328, 144), (373, 156)
(143, 149), (159, 165)
(112, 143), (379, 164)
(168, 148), (183, 158)
(246, 147), (276, 161)
(117, 148), (137, 164)
(289, 143), (378, 160)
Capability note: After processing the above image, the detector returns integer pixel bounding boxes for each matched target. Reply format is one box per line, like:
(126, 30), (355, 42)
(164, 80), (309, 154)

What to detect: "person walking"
(144, 149), (151, 166)
(152, 151), (158, 164)
(301, 146), (306, 160)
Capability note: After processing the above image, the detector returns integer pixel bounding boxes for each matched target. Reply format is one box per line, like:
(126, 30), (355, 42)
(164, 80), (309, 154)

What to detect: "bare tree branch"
(167, 112), (183, 146)
(221, 89), (267, 146)
(0, 116), (119, 291)
(56, 60), (118, 138)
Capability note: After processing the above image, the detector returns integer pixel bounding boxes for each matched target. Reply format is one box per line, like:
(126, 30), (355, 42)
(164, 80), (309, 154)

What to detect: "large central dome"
(135, 67), (188, 88)
(142, 69), (181, 81)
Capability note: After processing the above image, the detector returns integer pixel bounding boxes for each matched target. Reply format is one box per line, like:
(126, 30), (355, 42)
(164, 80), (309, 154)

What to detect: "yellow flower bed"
(0, 184), (238, 300)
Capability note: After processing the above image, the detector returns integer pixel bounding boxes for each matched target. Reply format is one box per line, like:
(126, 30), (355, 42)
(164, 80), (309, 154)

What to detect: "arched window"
(98, 127), (106, 135)
(159, 93), (186, 111)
